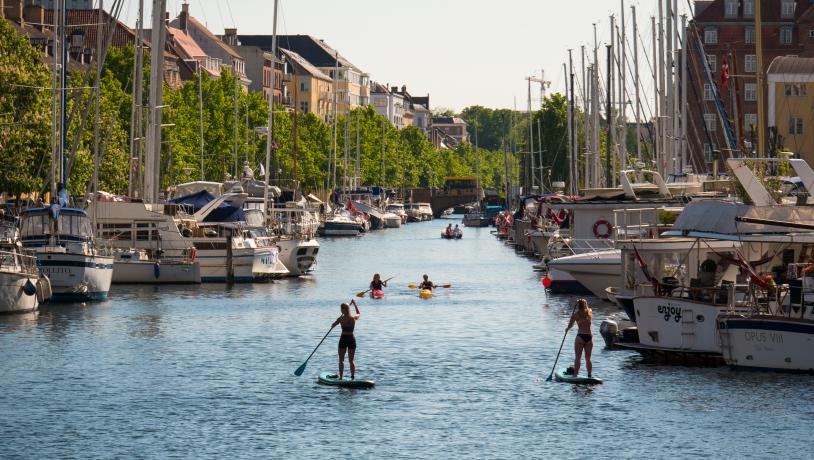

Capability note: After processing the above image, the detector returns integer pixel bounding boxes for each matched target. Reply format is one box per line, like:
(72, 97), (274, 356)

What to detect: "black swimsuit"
(577, 333), (593, 343)
(338, 318), (356, 349)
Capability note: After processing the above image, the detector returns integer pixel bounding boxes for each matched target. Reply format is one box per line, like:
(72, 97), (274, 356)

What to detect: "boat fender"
(190, 247), (197, 262)
(36, 275), (52, 302)
(592, 219), (613, 239)
(22, 279), (37, 296)
(182, 227), (193, 238)
(154, 262), (160, 279)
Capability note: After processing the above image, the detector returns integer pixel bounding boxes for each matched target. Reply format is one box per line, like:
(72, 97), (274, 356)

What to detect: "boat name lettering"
(40, 267), (70, 275)
(657, 305), (682, 322)
(744, 331), (784, 344)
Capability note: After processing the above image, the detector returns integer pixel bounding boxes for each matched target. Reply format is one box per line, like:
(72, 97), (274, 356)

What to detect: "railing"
(633, 281), (788, 314)
(612, 207), (674, 241)
(0, 248), (39, 276)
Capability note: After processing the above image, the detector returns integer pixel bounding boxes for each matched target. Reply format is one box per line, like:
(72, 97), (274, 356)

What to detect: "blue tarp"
(167, 190), (217, 212)
(167, 191), (246, 223)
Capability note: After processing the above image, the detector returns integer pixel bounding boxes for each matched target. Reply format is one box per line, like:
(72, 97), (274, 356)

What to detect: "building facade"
(767, 56), (814, 163)
(235, 45), (285, 105)
(280, 48), (333, 121)
(431, 116), (468, 148)
(690, 0), (814, 167)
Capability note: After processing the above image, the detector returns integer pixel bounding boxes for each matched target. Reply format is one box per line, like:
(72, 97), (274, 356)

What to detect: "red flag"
(346, 199), (364, 216)
(720, 57), (730, 91)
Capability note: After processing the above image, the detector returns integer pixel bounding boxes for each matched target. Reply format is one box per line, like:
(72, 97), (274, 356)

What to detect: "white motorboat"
(382, 212), (402, 228)
(719, 315), (814, 373)
(91, 200), (201, 284)
(0, 219), (51, 314)
(322, 210), (366, 236)
(546, 249), (620, 299)
(385, 203), (408, 224)
(19, 205), (113, 302)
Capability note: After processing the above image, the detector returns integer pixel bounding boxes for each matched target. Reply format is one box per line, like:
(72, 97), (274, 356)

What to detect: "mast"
(651, 16), (659, 169)
(657, 2), (665, 174)
(50, 0), (60, 201)
(60, 0), (67, 189)
(527, 76), (534, 191)
(619, 0), (627, 172)
(263, 0), (279, 222)
(632, 5), (641, 162)
(671, 0), (680, 173)
(234, 73), (239, 179)
(665, 0), (674, 174)
(680, 14), (688, 171)
(592, 23), (600, 187)
(355, 110), (360, 188)
(755, 0), (766, 157)
(564, 61), (573, 195)
(569, 51), (577, 194)
(380, 117), (385, 186)
(91, 0), (103, 205)
(144, 0), (166, 203)
(606, 44), (613, 188)
(198, 65), (204, 180)
(582, 46), (590, 188)
(128, 0), (144, 197)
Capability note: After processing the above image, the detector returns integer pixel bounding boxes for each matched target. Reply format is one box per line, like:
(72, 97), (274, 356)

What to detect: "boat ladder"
(680, 308), (695, 349)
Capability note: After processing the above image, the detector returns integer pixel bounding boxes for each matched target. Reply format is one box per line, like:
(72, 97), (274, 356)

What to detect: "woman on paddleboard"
(332, 299), (360, 380)
(566, 299), (593, 378)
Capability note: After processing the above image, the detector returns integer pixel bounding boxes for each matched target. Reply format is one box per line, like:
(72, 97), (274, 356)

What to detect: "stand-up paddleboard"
(317, 371), (375, 388)
(371, 289), (384, 299)
(419, 289), (433, 299)
(553, 368), (603, 385)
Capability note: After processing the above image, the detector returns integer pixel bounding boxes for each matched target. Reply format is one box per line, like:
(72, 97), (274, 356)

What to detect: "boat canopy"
(167, 190), (217, 211)
(666, 199), (814, 236)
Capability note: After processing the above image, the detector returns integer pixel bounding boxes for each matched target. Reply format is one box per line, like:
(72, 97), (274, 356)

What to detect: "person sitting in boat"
(453, 224), (462, 237)
(420, 274), (436, 291)
(370, 273), (387, 291)
(332, 299), (361, 380)
(566, 298), (594, 378)
(445, 224), (453, 236)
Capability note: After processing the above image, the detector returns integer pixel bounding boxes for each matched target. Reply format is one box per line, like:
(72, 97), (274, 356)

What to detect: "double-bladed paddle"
(356, 275), (396, 298)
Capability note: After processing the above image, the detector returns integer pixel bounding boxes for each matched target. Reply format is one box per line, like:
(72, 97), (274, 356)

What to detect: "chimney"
(179, 2), (189, 31)
(401, 85), (406, 93)
(391, 86), (398, 93)
(6, 0), (23, 23)
(224, 27), (237, 46)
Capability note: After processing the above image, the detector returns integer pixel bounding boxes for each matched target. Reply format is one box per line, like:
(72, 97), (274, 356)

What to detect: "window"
(705, 27), (718, 44)
(704, 113), (717, 132)
(809, 30), (814, 38)
(725, 0), (738, 18)
(703, 143), (714, 163)
(744, 54), (757, 73)
(745, 26), (755, 45)
(781, 0), (795, 18)
(703, 83), (714, 101)
(790, 117), (803, 134)
(706, 54), (717, 72)
(300, 101), (310, 113)
(780, 26), (793, 45)
(744, 0), (755, 17)
(745, 83), (757, 101)
(744, 114), (757, 132)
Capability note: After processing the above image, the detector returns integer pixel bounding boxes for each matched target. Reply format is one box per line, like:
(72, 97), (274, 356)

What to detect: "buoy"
(542, 276), (552, 288)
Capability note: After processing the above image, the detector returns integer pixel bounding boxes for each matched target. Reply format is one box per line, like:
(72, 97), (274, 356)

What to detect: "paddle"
(294, 324), (336, 377)
(545, 301), (579, 382)
(356, 275), (396, 298)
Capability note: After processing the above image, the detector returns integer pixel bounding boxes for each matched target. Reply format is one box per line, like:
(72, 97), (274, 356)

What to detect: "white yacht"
(19, 205), (113, 302)
(385, 203), (408, 225)
(0, 217), (51, 314)
(91, 200), (201, 284)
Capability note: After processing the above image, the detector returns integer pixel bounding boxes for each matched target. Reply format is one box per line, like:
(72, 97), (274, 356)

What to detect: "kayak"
(371, 289), (384, 299)
(553, 367), (603, 385)
(419, 289), (433, 299)
(317, 371), (375, 388)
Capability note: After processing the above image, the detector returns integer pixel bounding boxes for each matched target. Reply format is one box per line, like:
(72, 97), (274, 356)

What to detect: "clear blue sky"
(120, 0), (691, 111)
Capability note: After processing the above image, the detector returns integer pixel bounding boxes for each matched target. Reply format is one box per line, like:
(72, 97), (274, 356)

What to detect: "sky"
(119, 0), (692, 112)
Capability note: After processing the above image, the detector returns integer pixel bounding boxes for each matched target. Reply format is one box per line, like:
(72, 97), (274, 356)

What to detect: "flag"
(633, 246), (659, 295)
(720, 57), (730, 91)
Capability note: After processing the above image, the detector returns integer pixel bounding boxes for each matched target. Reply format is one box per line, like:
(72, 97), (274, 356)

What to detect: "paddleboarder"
(566, 298), (593, 378)
(420, 274), (436, 291)
(332, 299), (361, 380)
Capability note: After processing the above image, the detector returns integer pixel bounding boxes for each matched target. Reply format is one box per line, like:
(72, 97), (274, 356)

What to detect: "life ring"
(592, 219), (613, 239)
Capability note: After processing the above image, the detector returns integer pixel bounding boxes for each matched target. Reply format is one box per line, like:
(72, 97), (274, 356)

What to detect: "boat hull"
(36, 252), (113, 302)
(112, 260), (201, 284)
(0, 272), (39, 314)
(196, 247), (286, 282)
(278, 238), (320, 277)
(545, 267), (592, 295)
(546, 250), (620, 299)
(720, 316), (814, 372)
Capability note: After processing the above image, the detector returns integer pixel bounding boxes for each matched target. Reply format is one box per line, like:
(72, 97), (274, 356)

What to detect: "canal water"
(1, 219), (812, 458)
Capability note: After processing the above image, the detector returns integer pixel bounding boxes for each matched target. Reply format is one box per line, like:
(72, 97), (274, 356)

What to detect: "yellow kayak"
(419, 289), (433, 299)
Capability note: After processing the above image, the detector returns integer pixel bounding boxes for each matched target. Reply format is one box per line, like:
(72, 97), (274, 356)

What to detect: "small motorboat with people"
(441, 224), (463, 239)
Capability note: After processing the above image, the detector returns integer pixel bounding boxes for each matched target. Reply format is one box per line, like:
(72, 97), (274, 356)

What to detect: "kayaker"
(566, 298), (593, 378)
(370, 273), (387, 291)
(420, 274), (436, 291)
(332, 299), (361, 380)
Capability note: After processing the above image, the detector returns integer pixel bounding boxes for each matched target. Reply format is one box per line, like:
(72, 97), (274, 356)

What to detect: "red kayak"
(371, 289), (385, 299)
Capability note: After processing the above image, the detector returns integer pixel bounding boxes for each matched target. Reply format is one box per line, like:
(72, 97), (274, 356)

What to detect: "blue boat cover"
(167, 190), (216, 211)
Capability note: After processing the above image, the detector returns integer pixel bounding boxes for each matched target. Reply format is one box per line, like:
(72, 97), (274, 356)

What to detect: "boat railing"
(0, 248), (39, 275)
(612, 207), (674, 241)
(634, 281), (787, 312)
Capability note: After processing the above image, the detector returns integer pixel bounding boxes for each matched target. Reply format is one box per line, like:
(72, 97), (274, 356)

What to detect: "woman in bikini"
(332, 299), (360, 380)
(566, 298), (593, 378)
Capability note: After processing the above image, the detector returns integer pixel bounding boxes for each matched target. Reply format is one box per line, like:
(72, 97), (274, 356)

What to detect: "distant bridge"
(407, 187), (480, 217)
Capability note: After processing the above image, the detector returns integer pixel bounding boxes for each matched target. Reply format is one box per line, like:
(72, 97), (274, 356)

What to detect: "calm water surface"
(1, 219), (812, 458)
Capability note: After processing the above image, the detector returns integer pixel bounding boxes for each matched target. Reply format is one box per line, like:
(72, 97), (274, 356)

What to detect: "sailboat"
(19, 2), (112, 301)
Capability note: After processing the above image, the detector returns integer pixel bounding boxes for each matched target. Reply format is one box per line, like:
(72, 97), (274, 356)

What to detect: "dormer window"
(725, 0), (738, 18)
(781, 0), (795, 18)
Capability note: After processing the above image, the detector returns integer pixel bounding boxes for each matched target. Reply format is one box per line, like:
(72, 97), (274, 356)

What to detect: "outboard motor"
(600, 319), (619, 349)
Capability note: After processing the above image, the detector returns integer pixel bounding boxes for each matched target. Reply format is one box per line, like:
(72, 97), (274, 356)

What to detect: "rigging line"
(225, 0), (236, 27)
(214, 0), (226, 32)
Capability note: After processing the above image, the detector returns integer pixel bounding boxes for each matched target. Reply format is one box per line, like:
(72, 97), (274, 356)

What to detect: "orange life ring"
(592, 219), (613, 239)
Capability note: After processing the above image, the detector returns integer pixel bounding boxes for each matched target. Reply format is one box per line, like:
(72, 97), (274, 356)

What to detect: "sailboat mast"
(263, 0), (279, 222)
(144, 0), (166, 203)
(128, 0), (144, 197)
(755, 0), (766, 157)
(527, 76), (534, 191)
(91, 0), (103, 200)
(60, 0), (67, 188)
(632, 5), (641, 163)
(680, 14), (688, 171)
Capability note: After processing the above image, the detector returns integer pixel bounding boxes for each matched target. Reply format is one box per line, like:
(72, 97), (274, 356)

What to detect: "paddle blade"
(441, 284), (452, 288)
(356, 291), (366, 298)
(294, 362), (307, 377)
(408, 284), (418, 289)
(545, 374), (553, 382)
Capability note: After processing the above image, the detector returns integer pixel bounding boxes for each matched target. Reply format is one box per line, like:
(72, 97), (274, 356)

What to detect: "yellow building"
(280, 48), (333, 122)
(768, 56), (814, 164)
